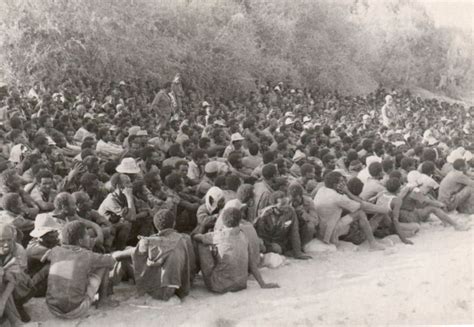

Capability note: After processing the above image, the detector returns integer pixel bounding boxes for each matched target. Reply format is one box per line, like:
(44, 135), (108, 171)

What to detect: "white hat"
(303, 116), (312, 124)
(231, 133), (245, 142)
(202, 101), (210, 108)
(30, 214), (61, 238)
(362, 114), (370, 120)
(128, 126), (141, 136)
(136, 130), (148, 136)
(284, 117), (295, 125)
(214, 119), (226, 127)
(204, 161), (219, 174)
(284, 111), (295, 118)
(84, 113), (94, 119)
(119, 81), (127, 86)
(365, 155), (382, 166)
(292, 149), (306, 162)
(116, 157), (140, 174)
(447, 147), (465, 164)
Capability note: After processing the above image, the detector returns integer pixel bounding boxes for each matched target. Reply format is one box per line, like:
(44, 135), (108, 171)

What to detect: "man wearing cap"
(197, 161), (219, 197)
(223, 133), (249, 159)
(26, 215), (61, 299)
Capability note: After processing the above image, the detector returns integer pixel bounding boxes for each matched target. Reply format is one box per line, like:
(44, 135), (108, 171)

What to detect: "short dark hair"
(347, 177), (364, 196)
(453, 158), (466, 171)
(221, 207), (241, 228)
(237, 184), (253, 203)
(225, 174), (241, 192)
(153, 209), (175, 231)
(400, 157), (413, 170)
(262, 164), (277, 180)
(385, 177), (401, 193)
(248, 143), (259, 156)
(61, 221), (87, 246)
(368, 162), (383, 178)
(324, 171), (343, 189)
(421, 161), (435, 176)
(165, 173), (182, 188)
(300, 163), (314, 177)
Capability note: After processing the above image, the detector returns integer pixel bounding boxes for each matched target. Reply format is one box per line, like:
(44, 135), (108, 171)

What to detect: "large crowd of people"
(0, 74), (473, 325)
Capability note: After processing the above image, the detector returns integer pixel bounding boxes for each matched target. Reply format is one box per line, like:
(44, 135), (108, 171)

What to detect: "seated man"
(195, 186), (226, 234)
(360, 162), (386, 201)
(438, 159), (474, 214)
(98, 173), (136, 250)
(26, 215), (61, 299)
(115, 209), (196, 301)
(44, 221), (118, 319)
(373, 177), (420, 244)
(28, 170), (57, 213)
(0, 223), (35, 325)
(254, 191), (311, 259)
(194, 207), (279, 293)
(0, 193), (35, 241)
(74, 191), (115, 252)
(313, 171), (385, 251)
(288, 183), (319, 247)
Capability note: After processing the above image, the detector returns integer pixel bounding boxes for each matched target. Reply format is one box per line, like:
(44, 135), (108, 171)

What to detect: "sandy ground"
(24, 213), (473, 327)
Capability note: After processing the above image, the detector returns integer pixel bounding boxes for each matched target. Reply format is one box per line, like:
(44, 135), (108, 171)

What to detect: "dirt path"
(25, 213), (473, 326)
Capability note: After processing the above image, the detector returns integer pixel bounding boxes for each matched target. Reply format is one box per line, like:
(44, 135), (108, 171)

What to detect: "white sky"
(417, 0), (473, 31)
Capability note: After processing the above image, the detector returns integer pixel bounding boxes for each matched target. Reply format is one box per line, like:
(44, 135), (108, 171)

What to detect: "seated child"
(44, 221), (118, 319)
(194, 207), (279, 293)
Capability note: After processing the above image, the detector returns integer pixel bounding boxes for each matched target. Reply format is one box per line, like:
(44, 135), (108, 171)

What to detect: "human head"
(225, 174), (241, 192)
(54, 192), (77, 217)
(110, 173), (132, 191)
(221, 207), (242, 228)
(0, 223), (16, 256)
(72, 191), (92, 213)
(192, 149), (209, 167)
(453, 158), (466, 172)
(153, 209), (175, 231)
(61, 221), (89, 248)
(385, 177), (401, 193)
(368, 162), (383, 179)
(347, 177), (364, 196)
(324, 171), (345, 192)
(37, 170), (54, 194)
(420, 161), (436, 176)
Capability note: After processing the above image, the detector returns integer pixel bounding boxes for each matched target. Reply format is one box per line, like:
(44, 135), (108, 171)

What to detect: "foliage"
(0, 0), (471, 97)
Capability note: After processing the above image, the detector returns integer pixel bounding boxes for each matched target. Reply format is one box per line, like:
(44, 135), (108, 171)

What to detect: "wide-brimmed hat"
(116, 157), (140, 174)
(30, 214), (61, 238)
(231, 133), (245, 142)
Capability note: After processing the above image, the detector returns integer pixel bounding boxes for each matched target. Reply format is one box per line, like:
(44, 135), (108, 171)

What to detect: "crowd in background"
(0, 74), (473, 325)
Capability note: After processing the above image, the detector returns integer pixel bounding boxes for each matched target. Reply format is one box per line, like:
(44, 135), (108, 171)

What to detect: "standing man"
(151, 82), (173, 131)
(381, 95), (396, 128)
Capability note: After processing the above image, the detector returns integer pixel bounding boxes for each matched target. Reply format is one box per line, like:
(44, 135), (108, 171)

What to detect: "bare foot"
(97, 297), (120, 308)
(454, 224), (470, 231)
(368, 241), (385, 251)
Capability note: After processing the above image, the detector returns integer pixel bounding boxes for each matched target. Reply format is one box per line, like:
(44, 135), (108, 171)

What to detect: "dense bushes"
(0, 0), (471, 97)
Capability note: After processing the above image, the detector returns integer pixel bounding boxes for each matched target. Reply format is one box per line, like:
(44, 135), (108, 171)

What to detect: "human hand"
(401, 238), (414, 245)
(261, 282), (280, 289)
(295, 253), (312, 260)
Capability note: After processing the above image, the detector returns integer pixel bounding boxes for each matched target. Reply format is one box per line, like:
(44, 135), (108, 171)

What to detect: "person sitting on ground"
(0, 223), (36, 324)
(437, 158), (474, 214)
(252, 164), (278, 223)
(288, 183), (319, 247)
(114, 209), (196, 301)
(98, 173), (135, 250)
(26, 215), (61, 299)
(254, 191), (311, 259)
(28, 170), (57, 213)
(400, 171), (468, 231)
(373, 177), (421, 244)
(194, 186), (226, 234)
(193, 207), (279, 293)
(313, 171), (385, 251)
(360, 162), (386, 201)
(44, 221), (118, 319)
(0, 193), (35, 242)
